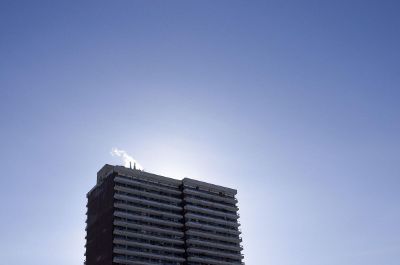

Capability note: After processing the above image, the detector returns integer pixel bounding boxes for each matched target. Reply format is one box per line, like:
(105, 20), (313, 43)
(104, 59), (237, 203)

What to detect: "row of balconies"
(115, 170), (181, 191)
(114, 211), (183, 230)
(182, 183), (237, 198)
(114, 225), (242, 253)
(113, 234), (240, 260)
(114, 176), (181, 197)
(114, 194), (182, 212)
(187, 246), (242, 261)
(114, 220), (184, 237)
(113, 238), (184, 254)
(184, 196), (238, 213)
(184, 212), (239, 229)
(115, 175), (239, 207)
(185, 220), (240, 236)
(183, 188), (237, 205)
(114, 228), (184, 245)
(113, 256), (180, 265)
(184, 204), (238, 221)
(112, 220), (243, 264)
(114, 192), (179, 211)
(187, 256), (242, 265)
(115, 175), (240, 216)
(185, 215), (240, 233)
(186, 238), (242, 252)
(114, 187), (240, 224)
(113, 257), (153, 265)
(114, 202), (182, 221)
(185, 229), (241, 244)
(115, 184), (181, 204)
(113, 247), (185, 263)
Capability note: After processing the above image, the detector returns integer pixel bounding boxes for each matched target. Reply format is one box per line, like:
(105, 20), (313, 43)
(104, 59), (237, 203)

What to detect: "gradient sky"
(1, 1), (399, 265)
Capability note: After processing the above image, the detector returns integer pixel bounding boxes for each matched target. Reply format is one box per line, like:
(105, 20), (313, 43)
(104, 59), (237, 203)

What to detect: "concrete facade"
(85, 164), (244, 265)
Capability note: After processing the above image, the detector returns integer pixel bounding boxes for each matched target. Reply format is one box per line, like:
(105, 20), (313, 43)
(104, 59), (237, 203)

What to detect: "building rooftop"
(91, 164), (237, 196)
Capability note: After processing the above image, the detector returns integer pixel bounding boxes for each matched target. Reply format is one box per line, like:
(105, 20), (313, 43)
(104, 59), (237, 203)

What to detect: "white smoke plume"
(110, 148), (143, 170)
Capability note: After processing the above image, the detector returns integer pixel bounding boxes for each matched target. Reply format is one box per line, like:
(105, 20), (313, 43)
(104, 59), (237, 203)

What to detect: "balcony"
(114, 220), (184, 237)
(184, 197), (238, 213)
(183, 189), (237, 205)
(115, 184), (181, 204)
(113, 257), (168, 265)
(187, 256), (242, 265)
(113, 238), (185, 254)
(114, 211), (183, 229)
(113, 247), (185, 263)
(186, 238), (242, 251)
(186, 229), (242, 244)
(185, 220), (241, 236)
(114, 202), (182, 220)
(185, 213), (240, 228)
(114, 228), (184, 245)
(114, 194), (181, 212)
(184, 204), (238, 220)
(187, 246), (242, 260)
(114, 176), (181, 196)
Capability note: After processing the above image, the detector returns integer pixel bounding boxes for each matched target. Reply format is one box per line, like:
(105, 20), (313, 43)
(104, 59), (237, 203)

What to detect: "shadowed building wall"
(85, 164), (244, 265)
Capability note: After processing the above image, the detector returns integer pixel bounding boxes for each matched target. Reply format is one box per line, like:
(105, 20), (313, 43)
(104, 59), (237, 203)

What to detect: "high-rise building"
(85, 164), (244, 265)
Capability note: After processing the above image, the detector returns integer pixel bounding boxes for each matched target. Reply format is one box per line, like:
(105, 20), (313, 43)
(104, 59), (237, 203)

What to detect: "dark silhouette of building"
(85, 164), (244, 265)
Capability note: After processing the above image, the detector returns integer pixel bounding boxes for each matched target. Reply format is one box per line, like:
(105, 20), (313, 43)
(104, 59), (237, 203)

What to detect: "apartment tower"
(85, 164), (244, 265)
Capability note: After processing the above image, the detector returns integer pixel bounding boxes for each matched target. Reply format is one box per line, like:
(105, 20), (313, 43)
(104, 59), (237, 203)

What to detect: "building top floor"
(88, 164), (237, 197)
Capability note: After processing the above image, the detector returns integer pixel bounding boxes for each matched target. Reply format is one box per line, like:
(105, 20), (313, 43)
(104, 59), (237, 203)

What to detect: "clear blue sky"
(1, 1), (399, 264)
